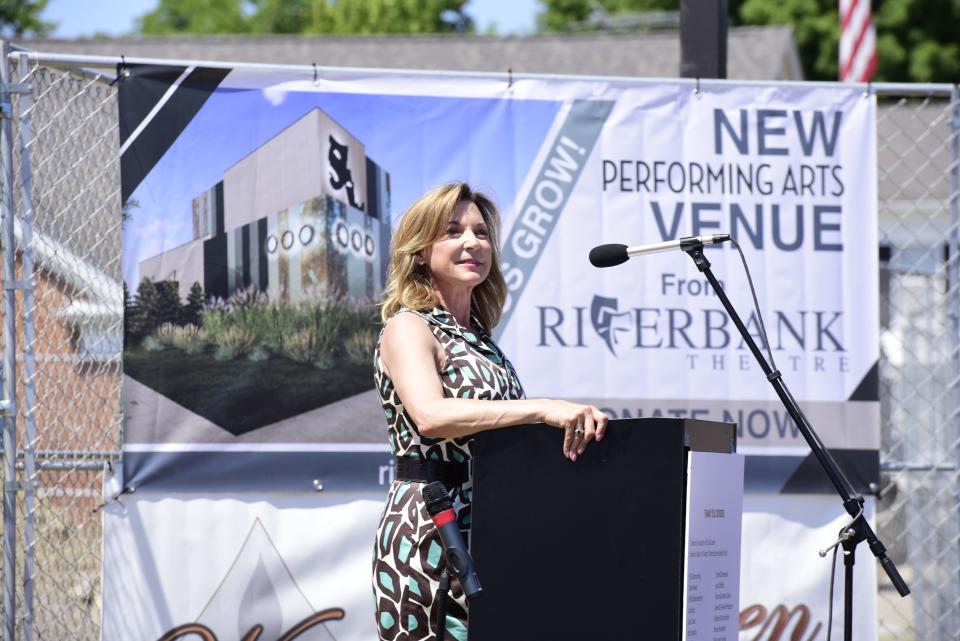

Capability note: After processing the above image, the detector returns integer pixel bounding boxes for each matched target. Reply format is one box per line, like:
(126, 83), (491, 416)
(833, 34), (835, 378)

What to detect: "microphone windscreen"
(589, 244), (629, 268)
(422, 481), (453, 516)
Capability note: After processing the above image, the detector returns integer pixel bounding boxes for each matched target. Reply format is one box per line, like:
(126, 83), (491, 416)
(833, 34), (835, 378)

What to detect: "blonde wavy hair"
(380, 182), (508, 330)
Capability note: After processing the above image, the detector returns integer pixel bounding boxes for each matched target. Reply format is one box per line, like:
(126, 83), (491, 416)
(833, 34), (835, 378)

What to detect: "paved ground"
(124, 375), (386, 444)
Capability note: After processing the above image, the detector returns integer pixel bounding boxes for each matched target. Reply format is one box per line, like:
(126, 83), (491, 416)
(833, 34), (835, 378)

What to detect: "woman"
(372, 182), (608, 641)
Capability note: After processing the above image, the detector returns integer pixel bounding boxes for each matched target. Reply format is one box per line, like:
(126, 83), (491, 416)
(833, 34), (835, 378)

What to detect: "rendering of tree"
(0, 0), (53, 37)
(123, 280), (133, 344)
(131, 277), (160, 339)
(155, 280), (184, 327)
(183, 282), (206, 326)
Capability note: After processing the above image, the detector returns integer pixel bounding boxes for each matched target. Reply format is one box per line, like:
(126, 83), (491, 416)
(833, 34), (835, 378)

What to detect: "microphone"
(589, 234), (732, 268)
(422, 481), (483, 600)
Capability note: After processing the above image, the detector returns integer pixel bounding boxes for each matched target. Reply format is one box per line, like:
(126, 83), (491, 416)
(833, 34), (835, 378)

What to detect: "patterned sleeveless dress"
(372, 306), (525, 641)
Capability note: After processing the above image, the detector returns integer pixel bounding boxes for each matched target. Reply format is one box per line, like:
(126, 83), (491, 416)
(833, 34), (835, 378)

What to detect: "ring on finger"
(574, 427), (585, 436)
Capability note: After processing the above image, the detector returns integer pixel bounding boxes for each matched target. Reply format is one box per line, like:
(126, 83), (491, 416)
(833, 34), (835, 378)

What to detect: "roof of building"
(16, 26), (803, 80)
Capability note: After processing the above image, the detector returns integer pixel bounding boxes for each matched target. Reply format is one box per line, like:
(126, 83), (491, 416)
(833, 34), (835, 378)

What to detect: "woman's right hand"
(539, 399), (609, 462)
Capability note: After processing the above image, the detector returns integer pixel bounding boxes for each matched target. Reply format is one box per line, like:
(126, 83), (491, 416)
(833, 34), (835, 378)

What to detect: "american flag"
(839, 0), (878, 82)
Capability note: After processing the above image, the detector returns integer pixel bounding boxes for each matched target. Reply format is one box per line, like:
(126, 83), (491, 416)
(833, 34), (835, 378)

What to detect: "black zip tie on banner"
(507, 67), (513, 90)
(92, 484), (135, 514)
(312, 62), (319, 86)
(110, 55), (128, 87)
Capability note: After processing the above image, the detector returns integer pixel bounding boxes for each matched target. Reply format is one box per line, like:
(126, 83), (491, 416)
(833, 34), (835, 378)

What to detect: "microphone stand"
(679, 239), (910, 641)
(435, 569), (449, 640)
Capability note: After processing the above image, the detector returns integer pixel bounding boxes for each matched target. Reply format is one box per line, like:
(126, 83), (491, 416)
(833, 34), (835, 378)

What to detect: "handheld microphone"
(422, 481), (483, 600)
(589, 234), (732, 268)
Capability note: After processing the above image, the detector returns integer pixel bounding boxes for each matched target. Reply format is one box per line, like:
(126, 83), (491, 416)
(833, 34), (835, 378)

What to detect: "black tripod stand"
(679, 238), (910, 641)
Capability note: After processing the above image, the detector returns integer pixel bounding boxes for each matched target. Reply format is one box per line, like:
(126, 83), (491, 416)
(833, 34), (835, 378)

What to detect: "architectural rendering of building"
(139, 108), (392, 303)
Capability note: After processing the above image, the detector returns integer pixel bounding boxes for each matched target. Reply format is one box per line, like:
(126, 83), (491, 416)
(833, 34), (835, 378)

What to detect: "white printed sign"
(684, 452), (746, 641)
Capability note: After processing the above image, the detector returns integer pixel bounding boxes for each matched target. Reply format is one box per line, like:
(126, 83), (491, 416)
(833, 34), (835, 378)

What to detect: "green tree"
(538, 0), (590, 30)
(139, 0), (473, 35)
(138, 0), (252, 34)
(537, 0), (960, 82)
(736, 0), (960, 82)
(253, 0), (473, 34)
(872, 0), (960, 82)
(733, 0), (840, 81)
(0, 0), (54, 37)
(538, 0), (674, 31)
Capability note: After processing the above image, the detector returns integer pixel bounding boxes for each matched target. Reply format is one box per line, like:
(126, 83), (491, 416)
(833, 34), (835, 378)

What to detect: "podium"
(468, 418), (744, 641)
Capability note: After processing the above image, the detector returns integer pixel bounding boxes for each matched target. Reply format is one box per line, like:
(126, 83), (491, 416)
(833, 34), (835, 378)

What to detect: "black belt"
(395, 457), (468, 490)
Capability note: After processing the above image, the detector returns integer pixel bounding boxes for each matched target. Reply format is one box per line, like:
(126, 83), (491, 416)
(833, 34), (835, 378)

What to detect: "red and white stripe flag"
(839, 0), (878, 82)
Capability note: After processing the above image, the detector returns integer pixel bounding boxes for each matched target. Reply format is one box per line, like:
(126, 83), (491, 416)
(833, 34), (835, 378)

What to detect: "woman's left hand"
(541, 399), (609, 462)
(564, 404), (609, 462)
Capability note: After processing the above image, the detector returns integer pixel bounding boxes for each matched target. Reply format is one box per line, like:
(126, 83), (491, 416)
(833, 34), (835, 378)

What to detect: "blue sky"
(122, 86), (561, 286)
(44, 0), (540, 37)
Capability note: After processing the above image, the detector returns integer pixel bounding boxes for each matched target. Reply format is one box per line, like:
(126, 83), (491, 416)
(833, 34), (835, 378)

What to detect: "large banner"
(120, 68), (878, 494)
(115, 66), (879, 639)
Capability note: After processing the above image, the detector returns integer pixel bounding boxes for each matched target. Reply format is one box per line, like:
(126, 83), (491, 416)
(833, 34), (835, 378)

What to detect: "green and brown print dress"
(372, 307), (525, 641)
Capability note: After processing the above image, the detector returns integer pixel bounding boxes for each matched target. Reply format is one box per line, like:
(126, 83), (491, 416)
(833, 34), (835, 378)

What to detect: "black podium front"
(468, 417), (738, 641)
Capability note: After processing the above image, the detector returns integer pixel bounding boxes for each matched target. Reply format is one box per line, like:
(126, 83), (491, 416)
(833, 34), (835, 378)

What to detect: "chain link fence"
(875, 89), (960, 641)
(0, 48), (955, 641)
(1, 50), (122, 641)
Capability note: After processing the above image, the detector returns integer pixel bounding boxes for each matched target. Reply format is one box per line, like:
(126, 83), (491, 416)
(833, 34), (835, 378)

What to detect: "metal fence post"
(14, 51), (39, 641)
(0, 41), (17, 641)
(950, 82), (960, 639)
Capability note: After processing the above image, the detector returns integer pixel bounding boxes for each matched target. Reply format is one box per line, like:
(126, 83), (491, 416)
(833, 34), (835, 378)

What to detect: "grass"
(124, 345), (374, 435)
